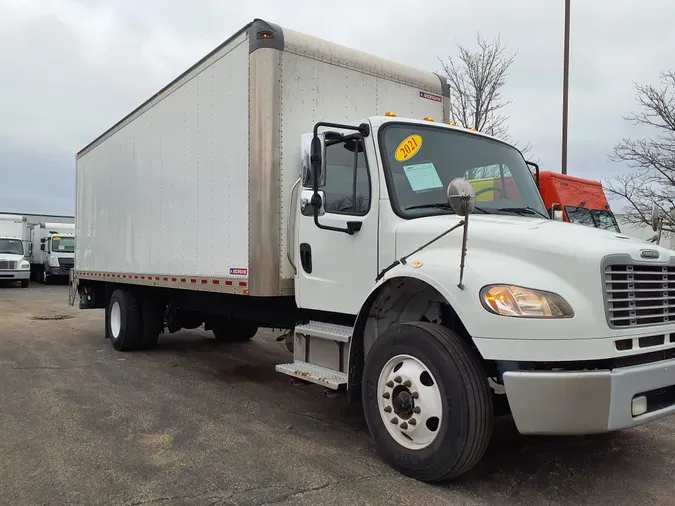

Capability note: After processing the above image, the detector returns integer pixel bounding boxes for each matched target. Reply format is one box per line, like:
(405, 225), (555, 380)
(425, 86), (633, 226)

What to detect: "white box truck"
(0, 214), (30, 287)
(28, 222), (75, 284)
(71, 19), (675, 482)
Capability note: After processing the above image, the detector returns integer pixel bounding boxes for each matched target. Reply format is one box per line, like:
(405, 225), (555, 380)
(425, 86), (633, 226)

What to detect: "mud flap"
(68, 270), (78, 307)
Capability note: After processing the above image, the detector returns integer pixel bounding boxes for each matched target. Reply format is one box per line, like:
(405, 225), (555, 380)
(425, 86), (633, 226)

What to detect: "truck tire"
(106, 289), (141, 351)
(212, 320), (258, 342)
(20, 280), (29, 288)
(41, 269), (50, 285)
(362, 322), (493, 482)
(139, 297), (164, 349)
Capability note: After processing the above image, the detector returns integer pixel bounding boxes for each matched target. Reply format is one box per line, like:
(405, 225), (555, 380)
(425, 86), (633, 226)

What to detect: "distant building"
(0, 212), (73, 226)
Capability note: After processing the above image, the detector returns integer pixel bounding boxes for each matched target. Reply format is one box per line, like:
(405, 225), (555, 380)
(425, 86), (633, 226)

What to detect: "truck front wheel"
(212, 320), (258, 342)
(106, 289), (141, 351)
(362, 322), (494, 482)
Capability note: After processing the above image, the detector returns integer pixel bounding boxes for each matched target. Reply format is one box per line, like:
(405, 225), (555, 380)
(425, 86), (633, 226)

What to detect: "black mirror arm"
(526, 161), (540, 189)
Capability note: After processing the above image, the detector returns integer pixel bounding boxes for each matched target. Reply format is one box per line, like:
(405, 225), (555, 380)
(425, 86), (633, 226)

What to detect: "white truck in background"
(28, 222), (75, 284)
(71, 19), (675, 482)
(0, 214), (30, 288)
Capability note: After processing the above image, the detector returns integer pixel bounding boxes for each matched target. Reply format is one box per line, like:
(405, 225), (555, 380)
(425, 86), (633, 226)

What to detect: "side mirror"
(40, 244), (45, 251)
(526, 160), (540, 189)
(40, 238), (45, 243)
(446, 178), (476, 215)
(301, 132), (326, 188)
(550, 203), (563, 221)
(651, 204), (663, 232)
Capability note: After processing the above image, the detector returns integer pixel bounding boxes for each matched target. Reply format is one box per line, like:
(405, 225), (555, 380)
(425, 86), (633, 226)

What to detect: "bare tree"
(603, 71), (675, 233)
(439, 33), (534, 162)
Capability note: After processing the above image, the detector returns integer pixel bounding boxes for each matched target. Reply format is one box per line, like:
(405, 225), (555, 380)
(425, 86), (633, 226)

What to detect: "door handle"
(299, 243), (312, 274)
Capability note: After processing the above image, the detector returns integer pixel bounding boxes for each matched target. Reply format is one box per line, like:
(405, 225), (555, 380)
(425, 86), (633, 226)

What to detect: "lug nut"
(400, 422), (408, 430)
(386, 380), (394, 388)
(412, 392), (419, 399)
(414, 407), (421, 414)
(383, 392), (390, 399)
(384, 406), (392, 413)
(404, 380), (411, 387)
(394, 376), (402, 383)
(409, 418), (417, 426)
(391, 417), (398, 425)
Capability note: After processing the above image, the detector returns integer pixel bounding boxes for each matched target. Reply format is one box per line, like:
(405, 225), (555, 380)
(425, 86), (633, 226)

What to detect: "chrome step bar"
(275, 362), (347, 390)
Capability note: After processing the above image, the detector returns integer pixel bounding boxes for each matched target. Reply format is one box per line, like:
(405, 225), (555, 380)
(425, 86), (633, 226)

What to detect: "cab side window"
(323, 139), (370, 216)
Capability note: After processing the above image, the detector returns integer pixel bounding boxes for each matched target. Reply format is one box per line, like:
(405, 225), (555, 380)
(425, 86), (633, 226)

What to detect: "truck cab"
(0, 214), (31, 287)
(288, 114), (675, 478)
(537, 171), (620, 232)
(30, 222), (75, 284)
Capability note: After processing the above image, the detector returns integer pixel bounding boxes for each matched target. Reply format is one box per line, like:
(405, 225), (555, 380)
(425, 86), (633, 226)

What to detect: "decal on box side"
(419, 91), (442, 103)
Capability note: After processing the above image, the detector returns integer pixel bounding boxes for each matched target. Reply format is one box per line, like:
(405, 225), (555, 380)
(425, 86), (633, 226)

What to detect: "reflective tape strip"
(76, 270), (248, 294)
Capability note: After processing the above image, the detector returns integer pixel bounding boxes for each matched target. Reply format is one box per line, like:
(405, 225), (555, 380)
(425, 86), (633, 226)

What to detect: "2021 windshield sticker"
(403, 162), (443, 192)
(395, 134), (423, 162)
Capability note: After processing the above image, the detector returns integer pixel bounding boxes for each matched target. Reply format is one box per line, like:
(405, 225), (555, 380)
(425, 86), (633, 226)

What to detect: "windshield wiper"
(495, 207), (549, 219)
(405, 203), (491, 214)
(405, 203), (455, 212)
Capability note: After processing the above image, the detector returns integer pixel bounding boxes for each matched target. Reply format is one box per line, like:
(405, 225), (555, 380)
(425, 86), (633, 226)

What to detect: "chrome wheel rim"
(377, 354), (443, 450)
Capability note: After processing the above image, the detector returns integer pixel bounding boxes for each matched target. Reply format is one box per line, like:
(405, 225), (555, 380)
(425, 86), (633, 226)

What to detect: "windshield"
(0, 238), (24, 255)
(379, 123), (548, 218)
(565, 206), (621, 233)
(52, 236), (75, 253)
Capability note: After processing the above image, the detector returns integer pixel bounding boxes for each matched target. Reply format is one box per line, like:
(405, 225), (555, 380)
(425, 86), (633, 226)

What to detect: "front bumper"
(504, 357), (675, 435)
(0, 270), (30, 281)
(48, 266), (73, 276)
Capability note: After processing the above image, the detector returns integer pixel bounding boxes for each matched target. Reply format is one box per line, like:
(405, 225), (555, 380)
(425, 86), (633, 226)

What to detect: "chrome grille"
(0, 260), (16, 270)
(604, 263), (675, 327)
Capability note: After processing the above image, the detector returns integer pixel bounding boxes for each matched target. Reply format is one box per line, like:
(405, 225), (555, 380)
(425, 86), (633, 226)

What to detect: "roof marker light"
(423, 117), (434, 122)
(385, 112), (397, 117)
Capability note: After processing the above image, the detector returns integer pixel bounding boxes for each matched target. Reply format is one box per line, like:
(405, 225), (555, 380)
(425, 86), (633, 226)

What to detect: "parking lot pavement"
(1, 285), (675, 506)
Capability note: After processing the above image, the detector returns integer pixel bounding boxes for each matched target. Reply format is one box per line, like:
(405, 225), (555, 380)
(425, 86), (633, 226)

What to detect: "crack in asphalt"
(258, 474), (393, 506)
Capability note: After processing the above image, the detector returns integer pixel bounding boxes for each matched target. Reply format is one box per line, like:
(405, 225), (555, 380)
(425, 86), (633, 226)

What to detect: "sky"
(0, 0), (673, 216)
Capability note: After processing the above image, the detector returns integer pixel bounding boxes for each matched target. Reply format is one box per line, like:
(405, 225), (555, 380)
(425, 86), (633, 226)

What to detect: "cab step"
(295, 321), (352, 343)
(275, 362), (347, 390)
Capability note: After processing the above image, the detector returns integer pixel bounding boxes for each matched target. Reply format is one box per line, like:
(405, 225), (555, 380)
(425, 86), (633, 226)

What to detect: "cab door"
(295, 133), (379, 315)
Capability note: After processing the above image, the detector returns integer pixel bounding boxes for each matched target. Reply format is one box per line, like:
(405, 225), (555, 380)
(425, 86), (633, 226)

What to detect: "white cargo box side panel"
(0, 214), (24, 240)
(277, 34), (444, 278)
(76, 36), (249, 278)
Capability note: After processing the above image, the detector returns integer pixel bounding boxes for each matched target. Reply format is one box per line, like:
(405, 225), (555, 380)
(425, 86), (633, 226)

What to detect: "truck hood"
(0, 253), (25, 262)
(395, 214), (673, 269)
(391, 214), (675, 351)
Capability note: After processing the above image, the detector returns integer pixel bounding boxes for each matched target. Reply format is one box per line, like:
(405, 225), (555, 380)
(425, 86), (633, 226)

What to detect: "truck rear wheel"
(138, 296), (164, 349)
(362, 322), (493, 482)
(212, 320), (258, 342)
(106, 289), (141, 351)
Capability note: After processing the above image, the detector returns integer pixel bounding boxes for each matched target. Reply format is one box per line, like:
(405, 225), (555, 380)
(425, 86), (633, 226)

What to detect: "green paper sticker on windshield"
(403, 162), (443, 192)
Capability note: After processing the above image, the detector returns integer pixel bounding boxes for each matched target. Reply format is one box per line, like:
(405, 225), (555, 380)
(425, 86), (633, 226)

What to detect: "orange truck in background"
(468, 169), (621, 233)
(537, 171), (620, 232)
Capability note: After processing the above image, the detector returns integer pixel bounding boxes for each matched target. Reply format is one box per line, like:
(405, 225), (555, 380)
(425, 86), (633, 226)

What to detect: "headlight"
(49, 255), (59, 267)
(480, 285), (574, 318)
(20, 261), (30, 269)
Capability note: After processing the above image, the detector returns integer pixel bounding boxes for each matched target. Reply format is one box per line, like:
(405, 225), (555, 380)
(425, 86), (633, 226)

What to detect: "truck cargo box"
(75, 19), (448, 297)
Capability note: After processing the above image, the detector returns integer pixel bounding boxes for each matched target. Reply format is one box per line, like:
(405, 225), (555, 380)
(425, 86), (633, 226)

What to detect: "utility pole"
(561, 0), (571, 174)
